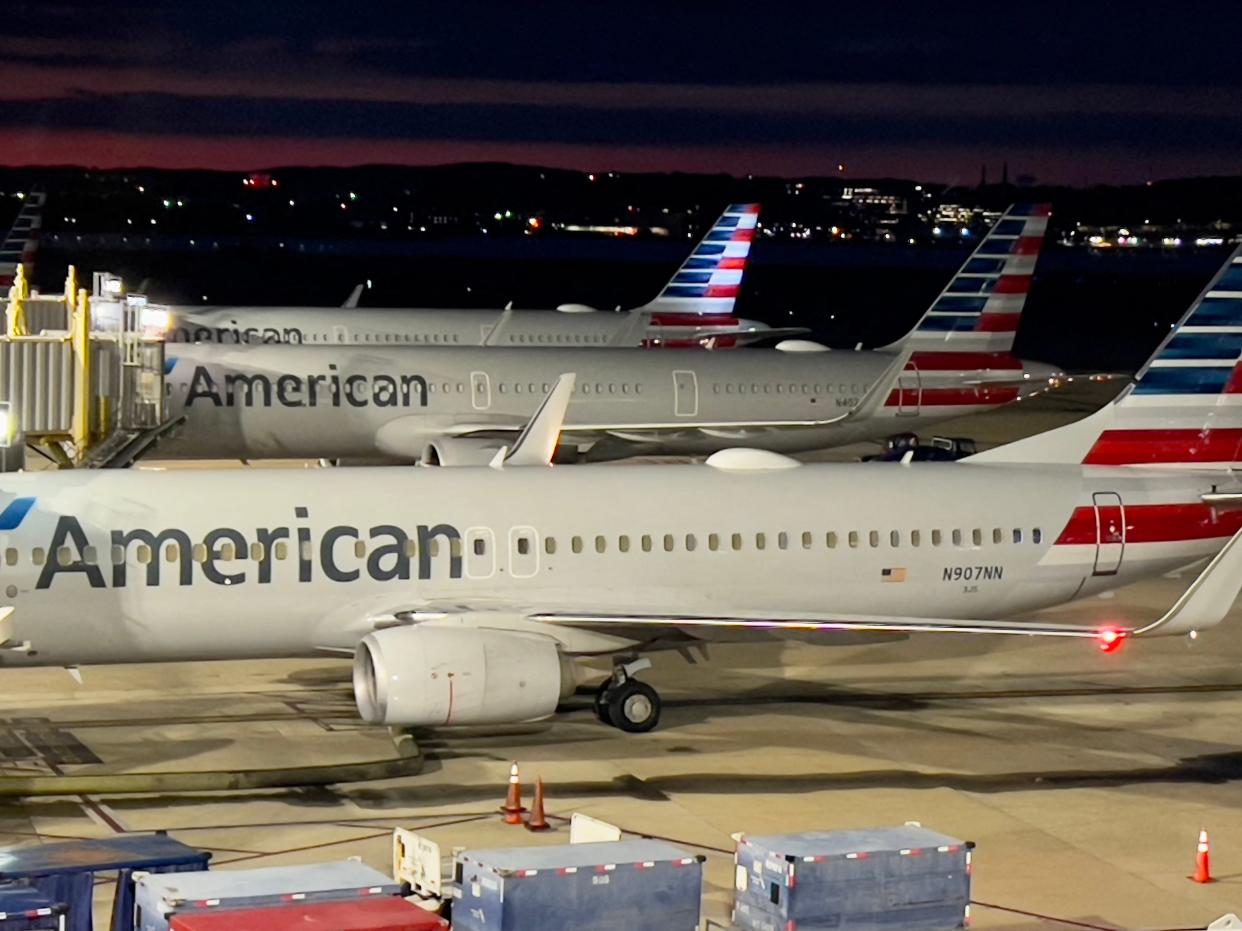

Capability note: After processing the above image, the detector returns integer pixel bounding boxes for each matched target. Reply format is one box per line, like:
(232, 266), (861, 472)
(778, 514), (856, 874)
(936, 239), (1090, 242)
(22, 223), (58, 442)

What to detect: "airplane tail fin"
(884, 203), (1049, 354)
(971, 244), (1242, 468)
(862, 204), (1053, 421)
(0, 190), (44, 289)
(639, 203), (759, 317)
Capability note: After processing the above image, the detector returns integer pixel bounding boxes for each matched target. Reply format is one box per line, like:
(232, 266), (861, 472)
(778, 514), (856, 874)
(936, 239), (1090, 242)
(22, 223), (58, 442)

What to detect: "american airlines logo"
(34, 509), (463, 590)
(172, 324), (306, 344)
(184, 364), (429, 409)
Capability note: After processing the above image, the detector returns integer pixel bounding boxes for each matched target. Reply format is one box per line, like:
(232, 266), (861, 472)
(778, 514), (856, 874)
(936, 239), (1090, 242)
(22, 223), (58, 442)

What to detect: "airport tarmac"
(6, 377), (1241, 929)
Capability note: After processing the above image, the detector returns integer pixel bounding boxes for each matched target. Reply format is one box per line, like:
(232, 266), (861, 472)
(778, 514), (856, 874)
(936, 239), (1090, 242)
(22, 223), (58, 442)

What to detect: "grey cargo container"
(732, 826), (972, 931)
(452, 839), (701, 931)
(134, 861), (400, 931)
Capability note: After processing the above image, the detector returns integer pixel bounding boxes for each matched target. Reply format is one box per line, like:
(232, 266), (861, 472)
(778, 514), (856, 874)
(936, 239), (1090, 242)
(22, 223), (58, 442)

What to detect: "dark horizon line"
(3, 160), (1242, 192)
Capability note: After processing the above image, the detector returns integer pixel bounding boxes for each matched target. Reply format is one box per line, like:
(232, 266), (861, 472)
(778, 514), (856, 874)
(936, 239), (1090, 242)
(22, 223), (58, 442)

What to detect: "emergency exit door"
(471, 371), (491, 410)
(673, 370), (698, 417)
(1092, 492), (1125, 576)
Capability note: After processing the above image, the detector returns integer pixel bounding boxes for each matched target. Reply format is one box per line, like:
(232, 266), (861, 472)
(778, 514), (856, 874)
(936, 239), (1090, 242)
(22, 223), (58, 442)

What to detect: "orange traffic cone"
(501, 762), (526, 825)
(1193, 829), (1214, 884)
(526, 778), (551, 832)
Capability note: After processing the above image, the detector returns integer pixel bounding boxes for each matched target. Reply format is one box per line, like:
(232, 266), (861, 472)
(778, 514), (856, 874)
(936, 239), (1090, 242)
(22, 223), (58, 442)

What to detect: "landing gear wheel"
(593, 679), (614, 726)
(606, 680), (661, 733)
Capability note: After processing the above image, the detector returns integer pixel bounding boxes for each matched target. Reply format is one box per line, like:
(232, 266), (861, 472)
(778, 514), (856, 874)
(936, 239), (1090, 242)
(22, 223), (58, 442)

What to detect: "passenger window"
(473, 538), (486, 557)
(57, 546), (72, 564)
(83, 545), (97, 564)
(4, 548), (15, 566)
(685, 533), (697, 552)
(755, 532), (766, 550)
(663, 534), (675, 552)
(572, 536), (583, 554)
(952, 530), (963, 546)
(777, 532), (788, 550)
(517, 537), (531, 556)
(218, 542), (236, 560)
(1033, 528), (1043, 544)
(972, 529), (982, 546)
(932, 529), (943, 546)
(911, 530), (921, 547)
(544, 536), (557, 555)
(618, 535), (630, 553)
(134, 545), (149, 565)
(595, 535), (607, 554)
(427, 540), (440, 557)
(1013, 528), (1023, 544)
(801, 531), (813, 549)
(641, 534), (652, 552)
(890, 530), (900, 547)
(708, 533), (720, 551)
(112, 545), (125, 565)
(250, 543), (264, 561)
(848, 531), (859, 548)
(826, 532), (837, 548)
(449, 539), (462, 559)
(732, 533), (743, 551)
(403, 539), (417, 558)
(274, 542), (289, 560)
(355, 540), (368, 558)
(868, 531), (879, 548)
(992, 528), (1003, 544)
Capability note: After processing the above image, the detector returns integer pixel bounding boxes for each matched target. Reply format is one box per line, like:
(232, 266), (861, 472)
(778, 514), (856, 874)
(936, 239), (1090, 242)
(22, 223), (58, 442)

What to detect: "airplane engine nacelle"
(420, 437), (506, 467)
(353, 625), (569, 726)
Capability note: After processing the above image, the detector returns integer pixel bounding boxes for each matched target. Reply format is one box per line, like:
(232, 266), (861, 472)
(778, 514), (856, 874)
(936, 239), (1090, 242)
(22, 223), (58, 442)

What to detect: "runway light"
(1096, 628), (1127, 653)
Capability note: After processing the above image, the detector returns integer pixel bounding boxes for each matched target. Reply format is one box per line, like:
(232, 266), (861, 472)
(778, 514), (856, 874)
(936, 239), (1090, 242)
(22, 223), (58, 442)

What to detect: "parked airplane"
(154, 205), (1057, 464)
(159, 204), (803, 349)
(2, 248), (1242, 734)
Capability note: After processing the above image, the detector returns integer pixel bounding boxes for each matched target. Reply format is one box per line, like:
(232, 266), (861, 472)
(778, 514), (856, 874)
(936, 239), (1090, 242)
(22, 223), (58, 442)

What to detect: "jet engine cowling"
(420, 437), (507, 466)
(353, 625), (569, 726)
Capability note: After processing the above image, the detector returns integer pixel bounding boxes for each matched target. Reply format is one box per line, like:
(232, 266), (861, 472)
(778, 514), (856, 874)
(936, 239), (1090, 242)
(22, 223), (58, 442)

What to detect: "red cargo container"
(168, 898), (446, 930)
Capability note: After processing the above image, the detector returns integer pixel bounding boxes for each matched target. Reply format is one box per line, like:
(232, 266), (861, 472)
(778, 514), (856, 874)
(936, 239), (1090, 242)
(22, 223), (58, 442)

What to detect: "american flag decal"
(881, 567), (907, 583)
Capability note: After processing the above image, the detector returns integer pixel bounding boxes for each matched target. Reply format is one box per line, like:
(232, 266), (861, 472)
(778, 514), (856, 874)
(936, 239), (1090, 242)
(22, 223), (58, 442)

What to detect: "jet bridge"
(0, 266), (174, 469)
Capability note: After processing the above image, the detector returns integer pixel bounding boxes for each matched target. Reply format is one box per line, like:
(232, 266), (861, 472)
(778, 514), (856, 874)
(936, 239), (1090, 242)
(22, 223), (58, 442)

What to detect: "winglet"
(1135, 527), (1242, 637)
(342, 283), (365, 309)
(497, 373), (576, 467)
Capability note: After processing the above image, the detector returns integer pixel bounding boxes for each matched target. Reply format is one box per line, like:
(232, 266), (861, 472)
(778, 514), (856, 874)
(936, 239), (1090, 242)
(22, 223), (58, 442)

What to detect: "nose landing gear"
(594, 658), (661, 732)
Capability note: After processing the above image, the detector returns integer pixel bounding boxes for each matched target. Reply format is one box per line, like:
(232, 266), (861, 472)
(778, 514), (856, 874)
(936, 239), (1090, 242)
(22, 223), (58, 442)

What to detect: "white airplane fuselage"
(158, 344), (1051, 462)
(0, 461), (1229, 668)
(165, 305), (777, 349)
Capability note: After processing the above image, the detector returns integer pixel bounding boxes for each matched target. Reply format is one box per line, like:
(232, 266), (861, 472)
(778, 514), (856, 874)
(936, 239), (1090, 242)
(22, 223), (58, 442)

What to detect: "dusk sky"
(3, 2), (1239, 184)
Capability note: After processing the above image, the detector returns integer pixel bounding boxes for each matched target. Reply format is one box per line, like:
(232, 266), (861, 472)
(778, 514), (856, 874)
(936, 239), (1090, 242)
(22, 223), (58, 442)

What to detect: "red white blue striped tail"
(971, 245), (1242, 469)
(641, 203), (759, 316)
(874, 204), (1050, 418)
(893, 203), (1049, 354)
(0, 191), (44, 289)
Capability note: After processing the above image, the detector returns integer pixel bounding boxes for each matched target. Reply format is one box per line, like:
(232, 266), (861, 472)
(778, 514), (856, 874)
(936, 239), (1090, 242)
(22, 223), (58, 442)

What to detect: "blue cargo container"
(452, 839), (702, 931)
(0, 883), (65, 930)
(732, 826), (972, 931)
(0, 833), (209, 931)
(134, 861), (400, 931)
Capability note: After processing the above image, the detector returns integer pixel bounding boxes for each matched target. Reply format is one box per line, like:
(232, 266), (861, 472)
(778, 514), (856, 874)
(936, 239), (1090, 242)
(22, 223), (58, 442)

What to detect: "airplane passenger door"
(673, 370), (698, 417)
(896, 363), (920, 416)
(1091, 492), (1125, 576)
(471, 371), (491, 411)
(509, 526), (539, 578)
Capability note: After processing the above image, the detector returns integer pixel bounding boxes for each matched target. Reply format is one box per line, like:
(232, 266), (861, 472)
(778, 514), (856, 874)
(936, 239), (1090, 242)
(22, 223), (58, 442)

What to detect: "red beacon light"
(1095, 628), (1127, 653)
